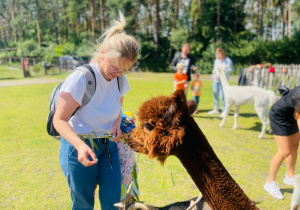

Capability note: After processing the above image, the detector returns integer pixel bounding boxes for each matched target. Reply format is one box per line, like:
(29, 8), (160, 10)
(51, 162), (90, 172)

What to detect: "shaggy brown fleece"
(127, 89), (259, 210)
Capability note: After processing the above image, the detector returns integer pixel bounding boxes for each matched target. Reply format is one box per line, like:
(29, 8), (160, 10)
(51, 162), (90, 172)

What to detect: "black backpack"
(46, 64), (123, 140)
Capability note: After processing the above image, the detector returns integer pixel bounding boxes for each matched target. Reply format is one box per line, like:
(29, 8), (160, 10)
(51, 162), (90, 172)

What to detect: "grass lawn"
(0, 70), (296, 209)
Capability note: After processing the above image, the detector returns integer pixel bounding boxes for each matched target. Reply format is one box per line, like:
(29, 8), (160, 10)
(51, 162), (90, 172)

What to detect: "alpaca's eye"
(144, 123), (155, 131)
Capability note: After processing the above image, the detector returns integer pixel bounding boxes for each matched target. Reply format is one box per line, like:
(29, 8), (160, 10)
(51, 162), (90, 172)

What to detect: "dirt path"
(0, 78), (63, 88)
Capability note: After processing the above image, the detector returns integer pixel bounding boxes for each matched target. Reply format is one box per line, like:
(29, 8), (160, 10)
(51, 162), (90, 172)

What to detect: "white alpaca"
(215, 64), (277, 139)
(291, 175), (300, 210)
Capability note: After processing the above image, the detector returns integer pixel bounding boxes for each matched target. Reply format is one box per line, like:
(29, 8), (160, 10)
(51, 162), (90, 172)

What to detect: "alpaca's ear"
(172, 89), (187, 107)
(164, 89), (187, 124)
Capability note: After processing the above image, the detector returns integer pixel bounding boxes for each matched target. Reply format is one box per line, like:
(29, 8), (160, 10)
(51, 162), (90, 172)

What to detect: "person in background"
(264, 87), (300, 199)
(173, 63), (188, 93)
(53, 12), (140, 210)
(208, 47), (233, 116)
(171, 43), (197, 95)
(190, 73), (203, 114)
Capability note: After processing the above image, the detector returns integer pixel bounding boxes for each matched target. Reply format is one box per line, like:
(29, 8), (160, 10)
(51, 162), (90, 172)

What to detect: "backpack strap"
(117, 75), (123, 93)
(76, 64), (96, 106)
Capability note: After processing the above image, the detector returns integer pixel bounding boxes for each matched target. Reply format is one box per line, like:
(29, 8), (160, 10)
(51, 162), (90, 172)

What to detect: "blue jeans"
(59, 137), (121, 210)
(213, 81), (225, 111)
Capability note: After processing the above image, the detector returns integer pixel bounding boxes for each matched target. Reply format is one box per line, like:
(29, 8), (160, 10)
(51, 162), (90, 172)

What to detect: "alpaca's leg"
(232, 105), (240, 130)
(255, 104), (268, 139)
(219, 103), (231, 127)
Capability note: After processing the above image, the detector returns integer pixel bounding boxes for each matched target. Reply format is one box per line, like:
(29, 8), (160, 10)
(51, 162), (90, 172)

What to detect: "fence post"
(253, 68), (260, 86)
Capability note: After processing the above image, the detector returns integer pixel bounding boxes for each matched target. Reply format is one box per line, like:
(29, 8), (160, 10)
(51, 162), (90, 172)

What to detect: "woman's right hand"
(77, 143), (98, 167)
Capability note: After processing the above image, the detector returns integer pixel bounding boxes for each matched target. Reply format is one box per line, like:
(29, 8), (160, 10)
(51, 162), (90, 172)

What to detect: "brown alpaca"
(126, 89), (259, 210)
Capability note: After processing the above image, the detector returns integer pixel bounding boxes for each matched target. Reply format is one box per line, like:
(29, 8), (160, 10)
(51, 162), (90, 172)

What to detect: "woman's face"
(216, 52), (223, 59)
(101, 58), (133, 81)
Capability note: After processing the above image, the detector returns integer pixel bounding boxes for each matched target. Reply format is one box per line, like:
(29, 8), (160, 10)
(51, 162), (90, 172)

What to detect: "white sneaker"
(283, 174), (296, 186)
(264, 180), (284, 199)
(208, 109), (219, 115)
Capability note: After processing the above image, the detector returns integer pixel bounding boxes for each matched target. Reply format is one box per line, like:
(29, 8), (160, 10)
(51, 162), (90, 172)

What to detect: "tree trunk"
(36, 0), (41, 46)
(153, 0), (160, 54)
(280, 0), (285, 37)
(217, 0), (220, 43)
(11, 0), (18, 42)
(90, 0), (95, 41)
(144, 2), (149, 35)
(266, 0), (274, 40)
(49, 0), (58, 44)
(0, 18), (6, 48)
(36, 18), (41, 46)
(84, 9), (88, 40)
(168, 0), (179, 60)
(287, 0), (291, 38)
(63, 0), (68, 41)
(55, 0), (62, 45)
(148, 0), (153, 39)
(99, 0), (104, 34)
(193, 0), (201, 34)
(258, 0), (264, 37)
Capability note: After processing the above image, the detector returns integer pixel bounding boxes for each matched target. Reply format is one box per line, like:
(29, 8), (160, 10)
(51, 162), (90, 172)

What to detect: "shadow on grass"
(282, 188), (294, 194)
(192, 115), (221, 120)
(252, 201), (262, 205)
(239, 113), (258, 118)
(0, 77), (21, 80)
(238, 122), (262, 132)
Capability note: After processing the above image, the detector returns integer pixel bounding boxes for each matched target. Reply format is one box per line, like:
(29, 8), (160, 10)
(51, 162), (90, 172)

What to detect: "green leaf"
(79, 135), (86, 143)
(132, 189), (140, 202)
(88, 136), (94, 151)
(171, 170), (176, 186)
(93, 142), (98, 150)
(92, 131), (97, 137)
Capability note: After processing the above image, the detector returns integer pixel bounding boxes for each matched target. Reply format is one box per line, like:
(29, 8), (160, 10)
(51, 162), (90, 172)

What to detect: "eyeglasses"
(109, 62), (122, 74)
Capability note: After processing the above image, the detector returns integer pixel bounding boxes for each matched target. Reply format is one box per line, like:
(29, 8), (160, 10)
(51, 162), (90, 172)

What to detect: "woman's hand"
(111, 112), (122, 142)
(77, 143), (98, 167)
(112, 122), (122, 142)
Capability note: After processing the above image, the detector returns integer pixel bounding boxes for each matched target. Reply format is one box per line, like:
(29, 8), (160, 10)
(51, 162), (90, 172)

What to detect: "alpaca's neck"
(175, 118), (259, 210)
(219, 69), (230, 91)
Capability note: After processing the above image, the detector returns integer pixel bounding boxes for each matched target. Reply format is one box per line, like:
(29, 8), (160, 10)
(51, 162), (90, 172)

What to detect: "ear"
(164, 89), (187, 125)
(186, 99), (196, 114)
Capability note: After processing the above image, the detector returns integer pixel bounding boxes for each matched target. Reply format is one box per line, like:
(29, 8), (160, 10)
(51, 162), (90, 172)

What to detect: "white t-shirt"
(59, 62), (130, 136)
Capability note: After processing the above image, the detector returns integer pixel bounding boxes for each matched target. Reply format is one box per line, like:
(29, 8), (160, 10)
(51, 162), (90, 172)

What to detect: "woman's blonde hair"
(90, 11), (140, 73)
(215, 47), (226, 58)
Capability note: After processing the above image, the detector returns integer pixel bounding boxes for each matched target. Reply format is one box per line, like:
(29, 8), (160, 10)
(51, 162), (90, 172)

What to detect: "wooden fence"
(239, 64), (300, 94)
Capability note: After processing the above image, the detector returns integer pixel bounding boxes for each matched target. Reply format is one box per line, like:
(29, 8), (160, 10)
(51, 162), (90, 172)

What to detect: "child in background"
(190, 73), (203, 114)
(118, 111), (140, 201)
(173, 63), (188, 93)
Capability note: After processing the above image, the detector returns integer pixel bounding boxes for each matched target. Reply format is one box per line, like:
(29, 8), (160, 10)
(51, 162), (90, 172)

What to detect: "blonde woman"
(53, 12), (139, 209)
(264, 87), (300, 199)
(208, 47), (232, 116)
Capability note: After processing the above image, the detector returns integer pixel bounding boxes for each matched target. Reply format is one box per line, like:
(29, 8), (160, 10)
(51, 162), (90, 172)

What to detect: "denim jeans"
(213, 80), (225, 111)
(59, 137), (121, 210)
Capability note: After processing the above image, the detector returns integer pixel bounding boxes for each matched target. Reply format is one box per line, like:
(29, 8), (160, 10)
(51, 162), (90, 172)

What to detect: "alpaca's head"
(126, 89), (195, 164)
(214, 64), (227, 77)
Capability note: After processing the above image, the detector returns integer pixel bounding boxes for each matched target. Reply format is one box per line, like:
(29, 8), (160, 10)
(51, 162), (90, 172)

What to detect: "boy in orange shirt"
(173, 63), (188, 93)
(190, 73), (203, 114)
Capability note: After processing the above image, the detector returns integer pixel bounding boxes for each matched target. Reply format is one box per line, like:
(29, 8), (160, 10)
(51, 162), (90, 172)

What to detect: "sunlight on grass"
(0, 71), (295, 209)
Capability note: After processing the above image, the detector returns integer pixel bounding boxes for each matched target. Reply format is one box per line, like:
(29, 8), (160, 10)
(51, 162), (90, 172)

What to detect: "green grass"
(0, 65), (70, 81)
(0, 71), (295, 209)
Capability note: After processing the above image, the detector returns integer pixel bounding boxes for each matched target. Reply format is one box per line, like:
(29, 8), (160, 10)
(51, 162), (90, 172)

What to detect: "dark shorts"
(269, 106), (299, 136)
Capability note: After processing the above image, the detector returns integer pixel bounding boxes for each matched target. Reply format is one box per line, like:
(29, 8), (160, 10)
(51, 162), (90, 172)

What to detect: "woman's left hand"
(112, 118), (122, 142)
